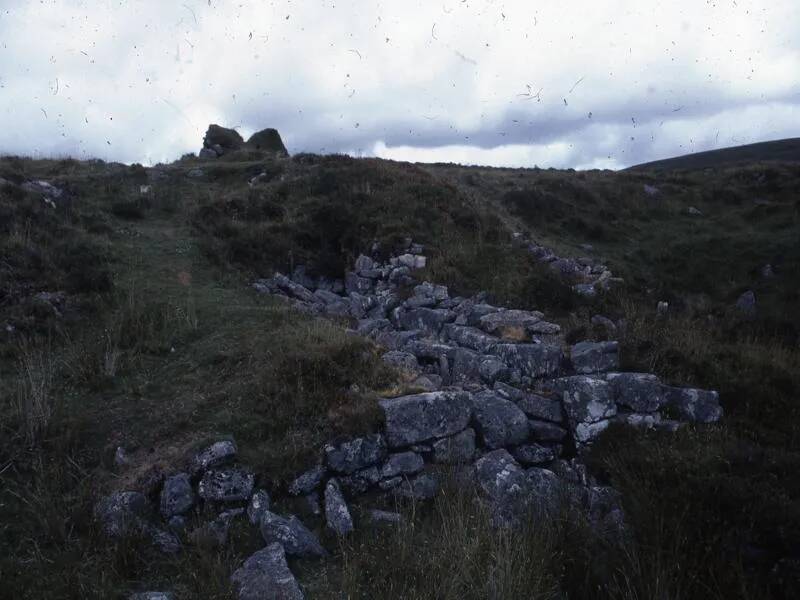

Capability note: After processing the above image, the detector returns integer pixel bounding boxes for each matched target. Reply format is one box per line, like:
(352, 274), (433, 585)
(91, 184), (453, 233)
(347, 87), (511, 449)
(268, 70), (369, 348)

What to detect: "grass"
(0, 148), (798, 598)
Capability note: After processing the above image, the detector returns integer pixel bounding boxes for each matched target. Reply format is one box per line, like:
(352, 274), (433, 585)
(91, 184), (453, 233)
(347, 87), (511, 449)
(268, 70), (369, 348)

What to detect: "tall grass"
(15, 340), (57, 446)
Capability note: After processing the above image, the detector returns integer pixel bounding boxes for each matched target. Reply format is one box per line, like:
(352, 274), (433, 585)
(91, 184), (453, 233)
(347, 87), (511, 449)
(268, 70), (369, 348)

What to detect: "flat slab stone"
(324, 479), (354, 536)
(606, 372), (664, 412)
(471, 391), (530, 449)
(549, 376), (617, 425)
(231, 543), (304, 600)
(198, 468), (255, 503)
(379, 391), (473, 448)
(324, 434), (387, 474)
(494, 343), (562, 379)
(260, 511), (327, 558)
(663, 386), (723, 423)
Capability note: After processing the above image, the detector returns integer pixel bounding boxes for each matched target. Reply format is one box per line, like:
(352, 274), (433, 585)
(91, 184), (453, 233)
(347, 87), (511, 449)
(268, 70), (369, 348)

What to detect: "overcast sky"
(0, 1), (797, 169)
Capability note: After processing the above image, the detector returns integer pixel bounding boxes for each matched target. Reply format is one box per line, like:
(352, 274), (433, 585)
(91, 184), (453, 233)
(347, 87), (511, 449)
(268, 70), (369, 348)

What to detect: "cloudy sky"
(0, 1), (797, 169)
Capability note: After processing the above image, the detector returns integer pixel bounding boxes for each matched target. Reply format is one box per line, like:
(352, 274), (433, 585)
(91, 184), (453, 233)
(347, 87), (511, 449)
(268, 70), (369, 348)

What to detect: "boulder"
(442, 324), (499, 354)
(247, 489), (272, 525)
(160, 473), (194, 518)
(471, 391), (530, 449)
(245, 128), (289, 156)
(191, 440), (237, 475)
(512, 444), (561, 465)
(260, 511), (327, 558)
(198, 468), (255, 503)
(474, 449), (531, 527)
(379, 391), (473, 448)
(574, 419), (612, 444)
(393, 472), (440, 500)
(432, 428), (476, 464)
(606, 372), (664, 412)
(477, 309), (544, 341)
(494, 343), (562, 379)
(338, 466), (382, 495)
(663, 386), (723, 423)
(95, 491), (149, 538)
(345, 272), (373, 295)
(230, 543), (304, 600)
(202, 124), (244, 153)
(736, 290), (756, 316)
(550, 376), (616, 425)
(380, 451), (424, 479)
(130, 593), (174, 600)
(570, 341), (619, 374)
(324, 479), (354, 536)
(395, 308), (456, 335)
(405, 340), (454, 360)
(374, 329), (424, 350)
(363, 509), (404, 527)
(324, 434), (387, 474)
(288, 465), (325, 496)
(192, 508), (243, 548)
(494, 382), (563, 422)
(528, 420), (568, 442)
(381, 350), (420, 374)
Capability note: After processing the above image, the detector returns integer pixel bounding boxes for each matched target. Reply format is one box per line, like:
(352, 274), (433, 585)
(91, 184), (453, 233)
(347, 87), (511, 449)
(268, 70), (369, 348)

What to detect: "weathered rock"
(663, 386), (723, 423)
(395, 307), (456, 335)
(247, 490), (271, 525)
(245, 128), (289, 156)
(95, 491), (149, 538)
(591, 314), (617, 334)
(570, 341), (619, 374)
(191, 440), (237, 475)
(338, 466), (382, 495)
(380, 451), (424, 479)
(198, 468), (255, 503)
(471, 391), (530, 449)
(736, 290), (756, 316)
(130, 593), (174, 600)
(393, 472), (440, 500)
(374, 329), (424, 350)
(447, 347), (507, 384)
(379, 391), (473, 448)
(550, 376), (616, 425)
(474, 449), (531, 527)
(478, 309), (544, 341)
(494, 343), (562, 379)
(203, 124), (244, 153)
(494, 382), (563, 422)
(442, 324), (499, 353)
(432, 428), (476, 464)
(231, 543), (304, 600)
(396, 253), (426, 269)
(192, 508), (243, 548)
(324, 434), (387, 474)
(573, 419), (612, 444)
(324, 479), (354, 536)
(525, 467), (562, 517)
(303, 491), (322, 517)
(363, 509), (403, 527)
(382, 350), (420, 374)
(512, 444), (561, 465)
(528, 420), (568, 442)
(160, 473), (194, 518)
(288, 465), (325, 496)
(614, 412), (662, 429)
(356, 318), (392, 337)
(146, 525), (182, 554)
(405, 340), (453, 360)
(345, 272), (373, 295)
(260, 511), (327, 558)
(606, 372), (664, 412)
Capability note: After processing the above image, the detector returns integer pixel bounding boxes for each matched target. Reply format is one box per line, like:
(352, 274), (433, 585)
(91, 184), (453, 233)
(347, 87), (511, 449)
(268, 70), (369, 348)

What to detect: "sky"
(0, 1), (797, 169)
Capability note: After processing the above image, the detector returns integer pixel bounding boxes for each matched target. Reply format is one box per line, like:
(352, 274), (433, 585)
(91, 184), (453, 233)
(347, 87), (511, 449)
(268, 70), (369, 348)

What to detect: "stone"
(442, 324), (499, 354)
(397, 253), (426, 269)
(525, 467), (562, 517)
(160, 473), (194, 518)
(114, 446), (131, 467)
(413, 281), (449, 301)
(192, 508), (243, 548)
(471, 391), (530, 449)
(338, 466), (382, 495)
(528, 420), (568, 442)
(130, 593), (174, 600)
(231, 543), (304, 600)
(191, 440), (237, 475)
(573, 283), (597, 297)
(345, 272), (373, 295)
(203, 124), (244, 152)
(94, 491), (149, 538)
(687, 206), (703, 216)
(146, 525), (182, 553)
(614, 412), (662, 429)
(512, 444), (561, 465)
(245, 128), (289, 156)
(288, 465), (325, 496)
(494, 343), (562, 379)
(643, 184), (659, 196)
(663, 386), (723, 423)
(570, 341), (619, 374)
(355, 318), (392, 337)
(393, 472), (440, 501)
(324, 479), (354, 536)
(198, 468), (255, 503)
(382, 350), (420, 373)
(167, 515), (187, 532)
(375, 329), (424, 351)
(432, 428), (476, 464)
(474, 450), (531, 527)
(551, 376), (616, 425)
(574, 419), (611, 443)
(395, 308), (456, 335)
(736, 290), (756, 316)
(247, 490), (271, 525)
(477, 309), (545, 341)
(657, 301), (669, 315)
(591, 314), (617, 334)
(494, 382), (563, 422)
(405, 340), (454, 360)
(606, 372), (664, 412)
(199, 148), (218, 159)
(324, 434), (387, 474)
(260, 511), (327, 558)
(379, 391), (473, 448)
(380, 451), (424, 479)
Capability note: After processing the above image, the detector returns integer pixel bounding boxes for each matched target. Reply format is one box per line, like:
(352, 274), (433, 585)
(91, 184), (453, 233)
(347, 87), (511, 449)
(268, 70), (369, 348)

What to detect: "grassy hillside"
(626, 137), (800, 171)
(1, 148), (798, 598)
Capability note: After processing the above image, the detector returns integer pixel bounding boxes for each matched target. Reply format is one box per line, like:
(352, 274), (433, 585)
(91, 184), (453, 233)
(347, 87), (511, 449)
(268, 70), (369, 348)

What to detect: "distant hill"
(626, 137), (800, 171)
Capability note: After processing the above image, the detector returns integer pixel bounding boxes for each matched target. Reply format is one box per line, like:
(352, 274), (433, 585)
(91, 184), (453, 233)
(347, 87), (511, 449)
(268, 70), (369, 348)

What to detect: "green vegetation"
(1, 147), (798, 598)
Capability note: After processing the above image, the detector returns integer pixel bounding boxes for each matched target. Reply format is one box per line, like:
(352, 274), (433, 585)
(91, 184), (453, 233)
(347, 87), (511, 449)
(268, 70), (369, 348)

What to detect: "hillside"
(1, 129), (799, 599)
(626, 137), (800, 171)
